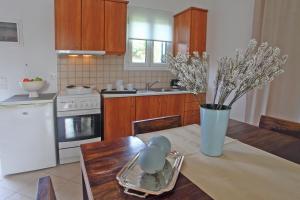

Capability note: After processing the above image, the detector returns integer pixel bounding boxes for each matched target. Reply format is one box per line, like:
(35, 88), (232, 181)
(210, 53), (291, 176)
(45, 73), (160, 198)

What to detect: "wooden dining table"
(80, 120), (300, 200)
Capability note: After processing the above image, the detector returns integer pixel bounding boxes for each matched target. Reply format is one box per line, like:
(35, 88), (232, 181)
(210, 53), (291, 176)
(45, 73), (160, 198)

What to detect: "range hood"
(56, 50), (106, 56)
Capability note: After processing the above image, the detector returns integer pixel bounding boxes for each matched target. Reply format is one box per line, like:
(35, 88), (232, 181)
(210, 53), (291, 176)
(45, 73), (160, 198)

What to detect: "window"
(125, 7), (173, 70)
(131, 39), (146, 63)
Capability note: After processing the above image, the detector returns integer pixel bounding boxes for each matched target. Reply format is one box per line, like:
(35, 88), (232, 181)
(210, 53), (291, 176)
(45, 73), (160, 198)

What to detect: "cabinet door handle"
(22, 112), (28, 115)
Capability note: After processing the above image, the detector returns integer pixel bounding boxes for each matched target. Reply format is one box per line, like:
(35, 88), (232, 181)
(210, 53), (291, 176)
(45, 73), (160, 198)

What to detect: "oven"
(57, 113), (101, 142)
(56, 90), (101, 164)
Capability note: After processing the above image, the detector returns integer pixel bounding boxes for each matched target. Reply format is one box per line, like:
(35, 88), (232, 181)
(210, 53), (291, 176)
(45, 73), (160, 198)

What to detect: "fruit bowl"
(20, 80), (45, 98)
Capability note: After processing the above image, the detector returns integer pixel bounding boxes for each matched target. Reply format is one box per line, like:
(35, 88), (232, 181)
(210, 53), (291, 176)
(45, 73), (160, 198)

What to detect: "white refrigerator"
(0, 95), (57, 175)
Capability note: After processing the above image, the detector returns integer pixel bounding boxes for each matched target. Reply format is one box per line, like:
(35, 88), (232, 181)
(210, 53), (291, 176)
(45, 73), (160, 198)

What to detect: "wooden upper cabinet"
(173, 10), (191, 55)
(190, 9), (207, 54)
(55, 0), (128, 53)
(55, 0), (82, 50)
(82, 0), (105, 50)
(173, 7), (207, 55)
(104, 97), (135, 142)
(104, 0), (128, 54)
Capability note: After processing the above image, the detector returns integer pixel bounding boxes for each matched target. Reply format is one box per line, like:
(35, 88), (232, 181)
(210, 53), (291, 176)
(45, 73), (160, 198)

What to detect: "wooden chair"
(36, 176), (56, 200)
(259, 115), (300, 139)
(132, 115), (182, 135)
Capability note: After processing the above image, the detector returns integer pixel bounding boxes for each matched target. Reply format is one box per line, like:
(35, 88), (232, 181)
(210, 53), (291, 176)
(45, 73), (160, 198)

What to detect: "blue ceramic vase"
(200, 104), (231, 157)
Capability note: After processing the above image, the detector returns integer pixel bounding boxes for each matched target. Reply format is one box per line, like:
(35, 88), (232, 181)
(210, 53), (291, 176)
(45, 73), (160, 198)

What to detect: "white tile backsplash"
(57, 55), (175, 91)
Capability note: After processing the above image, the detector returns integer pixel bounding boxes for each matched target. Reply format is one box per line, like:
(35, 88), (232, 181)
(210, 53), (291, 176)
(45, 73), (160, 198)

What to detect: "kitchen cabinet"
(173, 7), (207, 55)
(103, 97), (135, 142)
(82, 0), (105, 50)
(162, 94), (186, 117)
(135, 95), (185, 121)
(183, 93), (206, 125)
(135, 96), (162, 120)
(104, 0), (128, 54)
(55, 0), (128, 54)
(103, 93), (205, 141)
(55, 0), (82, 50)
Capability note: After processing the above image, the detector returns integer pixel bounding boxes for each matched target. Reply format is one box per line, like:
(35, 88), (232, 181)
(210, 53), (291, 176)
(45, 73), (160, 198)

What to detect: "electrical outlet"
(0, 77), (8, 90)
(50, 73), (57, 80)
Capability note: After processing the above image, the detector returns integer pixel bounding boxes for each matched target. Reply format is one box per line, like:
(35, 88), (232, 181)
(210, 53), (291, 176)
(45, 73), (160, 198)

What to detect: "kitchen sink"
(137, 88), (185, 94)
(136, 90), (158, 93)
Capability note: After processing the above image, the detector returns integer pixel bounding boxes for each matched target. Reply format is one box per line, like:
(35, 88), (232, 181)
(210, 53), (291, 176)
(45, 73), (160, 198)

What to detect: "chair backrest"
(36, 176), (56, 200)
(133, 115), (182, 135)
(259, 115), (300, 139)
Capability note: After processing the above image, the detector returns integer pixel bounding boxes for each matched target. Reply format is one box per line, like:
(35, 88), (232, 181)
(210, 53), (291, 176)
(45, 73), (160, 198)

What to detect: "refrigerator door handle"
(22, 111), (29, 115)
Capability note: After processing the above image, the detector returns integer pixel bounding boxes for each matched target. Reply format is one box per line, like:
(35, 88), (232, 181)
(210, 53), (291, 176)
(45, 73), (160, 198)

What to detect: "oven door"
(57, 113), (101, 142)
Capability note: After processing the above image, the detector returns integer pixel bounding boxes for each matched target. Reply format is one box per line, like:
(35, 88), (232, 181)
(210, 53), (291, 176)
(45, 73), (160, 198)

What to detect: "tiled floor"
(0, 162), (82, 200)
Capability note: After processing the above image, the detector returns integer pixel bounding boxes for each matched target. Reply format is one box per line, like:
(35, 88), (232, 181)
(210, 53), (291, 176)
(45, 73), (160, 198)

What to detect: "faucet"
(145, 80), (160, 91)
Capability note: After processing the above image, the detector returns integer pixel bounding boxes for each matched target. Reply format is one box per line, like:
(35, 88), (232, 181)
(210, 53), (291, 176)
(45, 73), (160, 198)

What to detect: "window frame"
(124, 38), (172, 71)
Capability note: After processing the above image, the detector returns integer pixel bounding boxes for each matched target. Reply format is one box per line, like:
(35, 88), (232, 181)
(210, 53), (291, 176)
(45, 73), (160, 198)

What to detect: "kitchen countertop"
(102, 90), (192, 98)
(0, 93), (57, 106)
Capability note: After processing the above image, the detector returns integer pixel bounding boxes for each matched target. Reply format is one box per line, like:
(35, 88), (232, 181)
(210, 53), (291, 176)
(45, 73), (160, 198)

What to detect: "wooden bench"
(133, 115), (182, 135)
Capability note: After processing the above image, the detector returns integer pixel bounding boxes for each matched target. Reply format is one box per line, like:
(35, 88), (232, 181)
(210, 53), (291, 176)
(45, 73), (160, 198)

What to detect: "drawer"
(184, 101), (200, 111)
(183, 110), (200, 125)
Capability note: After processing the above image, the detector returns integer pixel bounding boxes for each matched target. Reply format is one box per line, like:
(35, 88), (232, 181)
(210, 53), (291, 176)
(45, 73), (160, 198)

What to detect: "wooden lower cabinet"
(103, 93), (206, 141)
(135, 95), (185, 121)
(162, 95), (186, 117)
(183, 93), (206, 125)
(135, 96), (162, 120)
(103, 97), (135, 142)
(183, 110), (200, 125)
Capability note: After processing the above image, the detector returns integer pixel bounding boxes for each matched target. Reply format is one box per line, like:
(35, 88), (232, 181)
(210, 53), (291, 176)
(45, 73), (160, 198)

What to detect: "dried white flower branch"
(167, 39), (288, 110)
(167, 52), (208, 95)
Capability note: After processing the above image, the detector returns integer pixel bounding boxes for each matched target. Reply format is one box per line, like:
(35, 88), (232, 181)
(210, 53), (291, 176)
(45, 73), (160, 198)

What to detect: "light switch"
(50, 73), (57, 80)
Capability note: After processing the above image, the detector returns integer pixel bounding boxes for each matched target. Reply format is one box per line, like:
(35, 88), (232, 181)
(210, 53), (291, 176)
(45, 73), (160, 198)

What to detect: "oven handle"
(57, 109), (100, 117)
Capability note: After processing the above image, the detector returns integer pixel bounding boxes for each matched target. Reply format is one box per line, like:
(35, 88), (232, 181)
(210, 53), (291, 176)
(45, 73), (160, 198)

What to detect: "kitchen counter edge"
(102, 90), (193, 98)
(0, 93), (57, 106)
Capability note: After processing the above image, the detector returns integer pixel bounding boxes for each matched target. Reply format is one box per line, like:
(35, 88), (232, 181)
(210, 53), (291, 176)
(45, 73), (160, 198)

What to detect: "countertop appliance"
(0, 93), (57, 175)
(57, 88), (101, 164)
(170, 79), (180, 88)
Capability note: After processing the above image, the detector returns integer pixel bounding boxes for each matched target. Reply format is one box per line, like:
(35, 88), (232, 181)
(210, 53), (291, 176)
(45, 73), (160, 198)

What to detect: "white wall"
(0, 0), (57, 101)
(206, 0), (255, 121)
(0, 0), (254, 122)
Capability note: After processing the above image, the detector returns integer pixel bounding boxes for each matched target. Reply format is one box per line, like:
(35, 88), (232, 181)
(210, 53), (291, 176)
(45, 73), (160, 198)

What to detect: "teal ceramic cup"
(200, 104), (231, 157)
